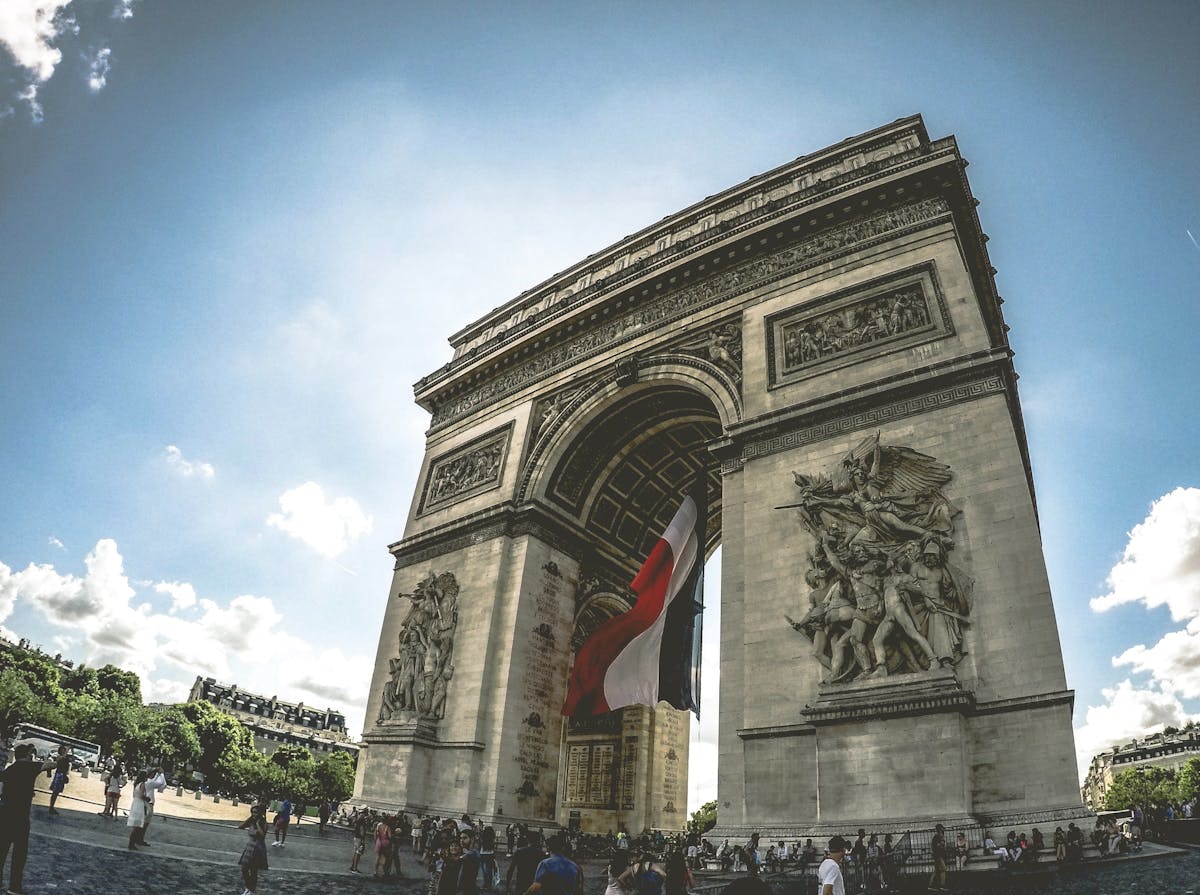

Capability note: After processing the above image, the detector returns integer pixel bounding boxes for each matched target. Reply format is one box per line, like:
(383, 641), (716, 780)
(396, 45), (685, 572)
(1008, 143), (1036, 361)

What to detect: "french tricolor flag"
(562, 485), (706, 718)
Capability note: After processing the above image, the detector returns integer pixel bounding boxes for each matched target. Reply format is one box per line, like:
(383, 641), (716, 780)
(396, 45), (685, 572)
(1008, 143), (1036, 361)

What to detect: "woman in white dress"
(126, 770), (150, 850)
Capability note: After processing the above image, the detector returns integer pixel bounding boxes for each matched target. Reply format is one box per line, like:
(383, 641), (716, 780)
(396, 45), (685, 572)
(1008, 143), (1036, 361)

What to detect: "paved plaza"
(7, 799), (1198, 895)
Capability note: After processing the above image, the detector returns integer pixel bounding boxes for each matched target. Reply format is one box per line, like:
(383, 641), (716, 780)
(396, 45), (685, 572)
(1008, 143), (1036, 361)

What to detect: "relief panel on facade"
(766, 263), (952, 388)
(377, 571), (460, 723)
(418, 424), (513, 515)
(782, 433), (973, 684)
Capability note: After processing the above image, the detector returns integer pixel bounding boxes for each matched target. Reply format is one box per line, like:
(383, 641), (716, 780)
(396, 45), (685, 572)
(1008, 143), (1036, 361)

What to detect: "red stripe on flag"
(561, 538), (676, 717)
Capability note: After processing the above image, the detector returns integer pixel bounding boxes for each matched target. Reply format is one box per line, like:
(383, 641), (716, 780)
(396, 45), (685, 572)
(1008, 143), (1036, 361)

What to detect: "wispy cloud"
(164, 444), (215, 480)
(85, 45), (110, 91)
(0, 0), (137, 120)
(266, 481), (373, 559)
(48, 536), (65, 550)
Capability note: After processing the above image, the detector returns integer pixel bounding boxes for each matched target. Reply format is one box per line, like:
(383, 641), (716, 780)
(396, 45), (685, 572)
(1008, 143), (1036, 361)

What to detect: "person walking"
(237, 805), (269, 895)
(140, 767), (167, 845)
(524, 833), (582, 895)
(272, 797), (292, 848)
(0, 742), (56, 894)
(126, 770), (151, 850)
(99, 759), (126, 818)
(928, 824), (948, 892)
(818, 835), (848, 895)
(350, 810), (370, 874)
(46, 745), (71, 816)
(506, 831), (545, 895)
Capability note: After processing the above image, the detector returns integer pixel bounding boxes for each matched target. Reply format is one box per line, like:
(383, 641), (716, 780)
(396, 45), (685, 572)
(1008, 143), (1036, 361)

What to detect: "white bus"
(10, 723), (101, 768)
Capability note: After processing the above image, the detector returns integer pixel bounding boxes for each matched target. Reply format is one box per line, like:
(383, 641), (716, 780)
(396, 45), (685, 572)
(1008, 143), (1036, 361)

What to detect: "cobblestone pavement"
(7, 807), (1199, 895)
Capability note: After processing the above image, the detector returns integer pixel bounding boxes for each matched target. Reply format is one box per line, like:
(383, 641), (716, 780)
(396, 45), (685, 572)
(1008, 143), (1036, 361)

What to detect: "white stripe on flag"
(602, 497), (700, 710)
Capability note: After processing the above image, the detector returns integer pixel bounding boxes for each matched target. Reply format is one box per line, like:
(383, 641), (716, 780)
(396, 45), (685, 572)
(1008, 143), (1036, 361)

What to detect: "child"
(238, 805), (269, 895)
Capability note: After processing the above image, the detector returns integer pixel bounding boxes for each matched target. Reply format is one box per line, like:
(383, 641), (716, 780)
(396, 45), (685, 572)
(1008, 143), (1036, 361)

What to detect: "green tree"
(1104, 766), (1178, 810)
(178, 701), (255, 786)
(0, 645), (66, 707)
(689, 799), (717, 834)
(1178, 757), (1200, 804)
(0, 669), (39, 737)
(95, 664), (142, 703)
(74, 693), (143, 757)
(268, 743), (312, 770)
(313, 751), (356, 802)
(60, 664), (101, 698)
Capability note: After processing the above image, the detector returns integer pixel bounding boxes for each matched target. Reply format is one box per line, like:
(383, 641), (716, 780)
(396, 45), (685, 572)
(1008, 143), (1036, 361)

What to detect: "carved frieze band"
(429, 198), (951, 430)
(721, 374), (1005, 474)
(443, 126), (943, 363)
(765, 263), (951, 388)
(417, 423), (513, 516)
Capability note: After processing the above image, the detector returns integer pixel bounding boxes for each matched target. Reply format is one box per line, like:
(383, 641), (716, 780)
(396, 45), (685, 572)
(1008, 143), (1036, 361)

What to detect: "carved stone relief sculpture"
(677, 320), (743, 386)
(378, 571), (460, 722)
(419, 427), (511, 514)
(781, 433), (973, 684)
(781, 285), (931, 371)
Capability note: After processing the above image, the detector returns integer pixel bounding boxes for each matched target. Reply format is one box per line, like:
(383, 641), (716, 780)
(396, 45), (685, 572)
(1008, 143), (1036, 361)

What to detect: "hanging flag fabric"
(562, 484), (706, 718)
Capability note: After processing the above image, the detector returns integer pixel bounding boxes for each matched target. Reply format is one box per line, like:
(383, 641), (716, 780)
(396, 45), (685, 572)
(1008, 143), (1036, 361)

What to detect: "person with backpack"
(631, 851), (665, 895)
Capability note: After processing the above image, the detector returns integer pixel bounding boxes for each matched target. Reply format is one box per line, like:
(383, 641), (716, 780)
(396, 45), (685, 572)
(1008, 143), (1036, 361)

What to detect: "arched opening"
(547, 383), (724, 833)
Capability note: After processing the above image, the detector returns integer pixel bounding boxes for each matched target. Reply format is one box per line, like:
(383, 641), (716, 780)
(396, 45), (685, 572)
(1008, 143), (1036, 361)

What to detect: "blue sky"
(1, 1), (1198, 812)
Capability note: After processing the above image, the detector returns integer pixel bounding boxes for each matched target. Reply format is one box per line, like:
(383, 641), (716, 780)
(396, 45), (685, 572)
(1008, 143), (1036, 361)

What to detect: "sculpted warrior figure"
(378, 571), (460, 722)
(780, 433), (972, 683)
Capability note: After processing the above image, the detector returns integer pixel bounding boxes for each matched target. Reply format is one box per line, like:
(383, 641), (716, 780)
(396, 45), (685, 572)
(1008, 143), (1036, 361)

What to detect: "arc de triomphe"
(355, 115), (1085, 837)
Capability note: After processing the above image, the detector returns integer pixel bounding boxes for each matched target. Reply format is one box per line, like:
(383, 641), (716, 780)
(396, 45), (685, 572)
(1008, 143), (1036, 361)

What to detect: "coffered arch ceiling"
(546, 386), (722, 570)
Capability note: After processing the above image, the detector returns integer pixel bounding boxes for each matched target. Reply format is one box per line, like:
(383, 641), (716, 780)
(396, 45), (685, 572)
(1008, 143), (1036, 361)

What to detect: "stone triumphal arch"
(356, 116), (1085, 837)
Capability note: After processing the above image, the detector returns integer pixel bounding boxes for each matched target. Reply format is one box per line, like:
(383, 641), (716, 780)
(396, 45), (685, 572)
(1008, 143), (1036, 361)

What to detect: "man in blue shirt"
(524, 834), (581, 895)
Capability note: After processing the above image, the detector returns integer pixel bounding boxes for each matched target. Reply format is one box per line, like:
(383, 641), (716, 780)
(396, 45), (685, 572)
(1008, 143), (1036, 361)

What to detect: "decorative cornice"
(973, 689), (1074, 716)
(736, 723), (816, 741)
(719, 356), (1010, 473)
(803, 688), (975, 725)
(439, 118), (935, 358)
(390, 502), (594, 571)
(426, 197), (952, 431)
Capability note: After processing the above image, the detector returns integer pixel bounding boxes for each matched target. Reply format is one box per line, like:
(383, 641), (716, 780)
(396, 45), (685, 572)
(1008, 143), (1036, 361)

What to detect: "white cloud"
(1090, 487), (1200, 620)
(1073, 679), (1199, 779)
(86, 44), (110, 91)
(0, 539), (372, 733)
(0, 0), (138, 119)
(266, 481), (373, 559)
(153, 580), (196, 612)
(1113, 616), (1200, 699)
(0, 2), (69, 80)
(1079, 490), (1200, 777)
(48, 536), (65, 550)
(164, 444), (215, 480)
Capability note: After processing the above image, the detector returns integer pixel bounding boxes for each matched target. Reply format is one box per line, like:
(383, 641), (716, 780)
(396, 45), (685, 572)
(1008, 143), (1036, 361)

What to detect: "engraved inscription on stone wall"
(620, 737), (638, 811)
(656, 712), (686, 820)
(418, 425), (512, 515)
(514, 560), (571, 815)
